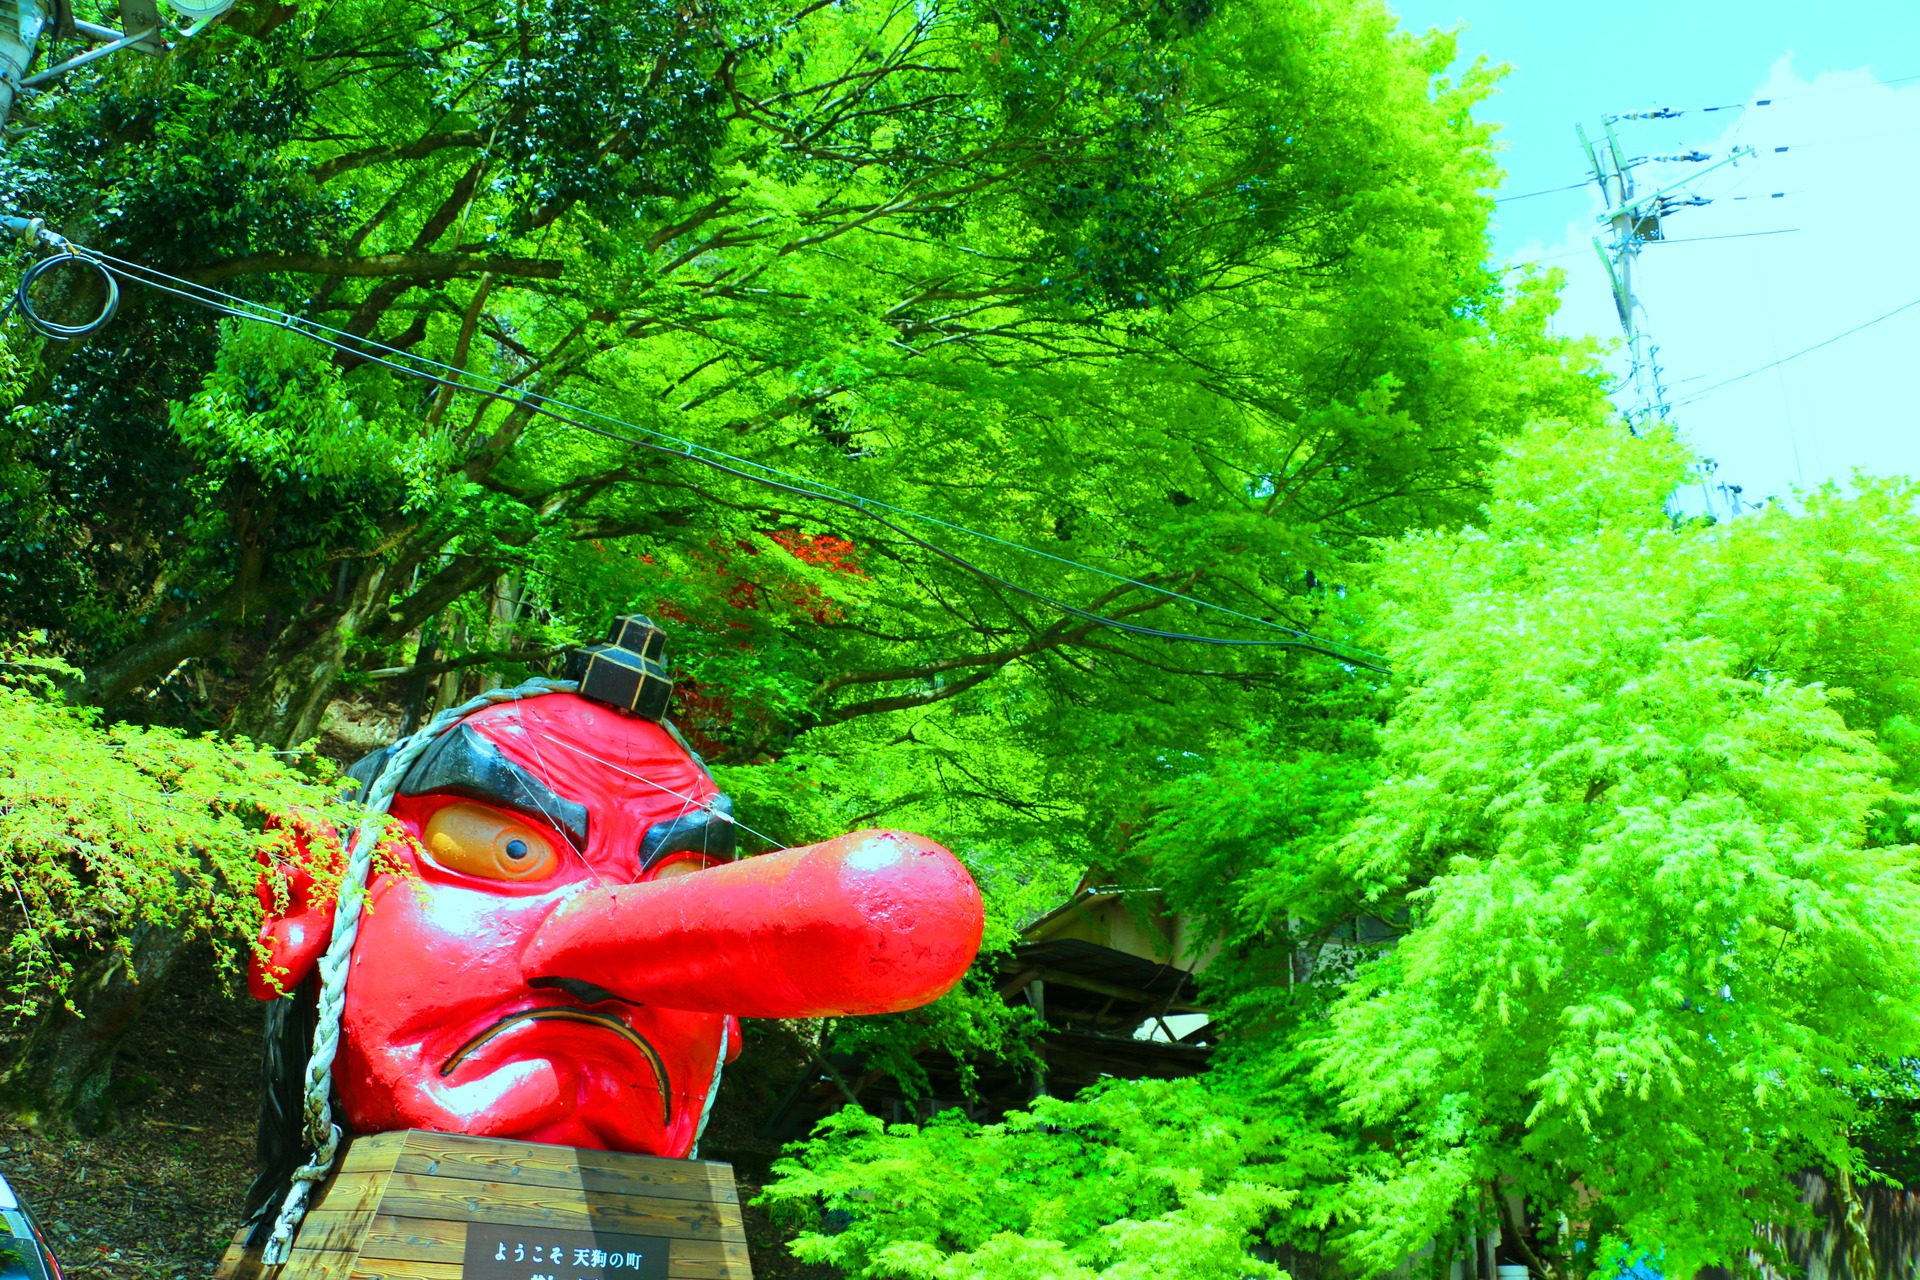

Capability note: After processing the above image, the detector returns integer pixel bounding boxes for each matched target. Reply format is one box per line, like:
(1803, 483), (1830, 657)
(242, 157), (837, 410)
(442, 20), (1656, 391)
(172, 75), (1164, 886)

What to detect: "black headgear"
(564, 615), (674, 721)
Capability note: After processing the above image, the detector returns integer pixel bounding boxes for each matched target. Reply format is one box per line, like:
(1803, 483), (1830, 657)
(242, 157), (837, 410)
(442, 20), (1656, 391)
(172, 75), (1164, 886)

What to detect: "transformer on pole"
(1576, 118), (1753, 437)
(0, 0), (228, 131)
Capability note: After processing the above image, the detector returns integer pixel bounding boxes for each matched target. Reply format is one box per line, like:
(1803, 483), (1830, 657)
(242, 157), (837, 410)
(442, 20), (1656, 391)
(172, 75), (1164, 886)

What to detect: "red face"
(252, 693), (984, 1157)
(340, 697), (736, 1153)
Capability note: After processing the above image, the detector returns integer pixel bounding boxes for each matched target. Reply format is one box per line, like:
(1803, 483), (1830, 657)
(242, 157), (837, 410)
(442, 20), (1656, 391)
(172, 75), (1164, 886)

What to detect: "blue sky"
(1388, 0), (1920, 512)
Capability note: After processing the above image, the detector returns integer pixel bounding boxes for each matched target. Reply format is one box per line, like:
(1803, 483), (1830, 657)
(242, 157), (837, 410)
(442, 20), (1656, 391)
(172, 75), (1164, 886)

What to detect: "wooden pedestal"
(214, 1130), (753, 1280)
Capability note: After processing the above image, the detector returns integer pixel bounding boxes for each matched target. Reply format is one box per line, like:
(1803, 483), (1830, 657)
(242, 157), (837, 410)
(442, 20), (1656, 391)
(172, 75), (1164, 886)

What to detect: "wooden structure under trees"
(765, 882), (1217, 1134)
(214, 1129), (751, 1280)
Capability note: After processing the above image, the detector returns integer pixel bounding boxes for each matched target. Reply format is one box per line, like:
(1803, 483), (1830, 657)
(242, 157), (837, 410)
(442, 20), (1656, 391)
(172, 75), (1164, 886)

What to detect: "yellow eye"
(421, 802), (560, 882)
(645, 852), (720, 882)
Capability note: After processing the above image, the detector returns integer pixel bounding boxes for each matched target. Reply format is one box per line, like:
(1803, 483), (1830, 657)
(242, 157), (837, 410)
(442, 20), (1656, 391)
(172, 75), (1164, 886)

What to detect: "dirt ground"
(0, 951), (839, 1280)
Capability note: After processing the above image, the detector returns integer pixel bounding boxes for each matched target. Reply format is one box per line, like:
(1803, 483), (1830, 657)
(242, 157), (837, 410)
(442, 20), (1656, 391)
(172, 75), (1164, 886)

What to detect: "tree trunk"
(68, 611), (226, 708)
(397, 614), (442, 737)
(0, 923), (192, 1132)
(228, 564), (393, 748)
(486, 571), (525, 691)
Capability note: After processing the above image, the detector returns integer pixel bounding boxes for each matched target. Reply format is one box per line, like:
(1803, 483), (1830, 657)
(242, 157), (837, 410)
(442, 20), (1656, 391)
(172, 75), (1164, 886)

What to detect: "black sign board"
(462, 1222), (671, 1280)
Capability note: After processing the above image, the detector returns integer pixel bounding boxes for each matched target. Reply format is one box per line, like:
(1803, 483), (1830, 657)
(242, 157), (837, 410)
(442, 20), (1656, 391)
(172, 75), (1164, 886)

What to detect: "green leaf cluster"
(0, 0), (1550, 758)
(1311, 419), (1920, 1274)
(763, 1080), (1293, 1280)
(770, 416), (1920, 1278)
(0, 643), (353, 1017)
(171, 323), (462, 566)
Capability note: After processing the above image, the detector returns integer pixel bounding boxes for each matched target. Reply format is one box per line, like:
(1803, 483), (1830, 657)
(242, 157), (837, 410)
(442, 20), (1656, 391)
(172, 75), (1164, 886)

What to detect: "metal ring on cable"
(14, 251), (120, 340)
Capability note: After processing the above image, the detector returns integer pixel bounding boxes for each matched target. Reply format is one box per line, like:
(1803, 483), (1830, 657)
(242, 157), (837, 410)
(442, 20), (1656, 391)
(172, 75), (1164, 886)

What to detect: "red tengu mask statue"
(247, 639), (984, 1162)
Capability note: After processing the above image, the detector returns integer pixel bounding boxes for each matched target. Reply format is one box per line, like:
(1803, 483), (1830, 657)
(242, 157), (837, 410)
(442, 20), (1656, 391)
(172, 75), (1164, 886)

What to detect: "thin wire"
(1605, 69), (1920, 121)
(1671, 296), (1920, 407)
(500, 701), (587, 861)
(1644, 228), (1801, 244)
(86, 248), (1372, 658)
(73, 246), (1389, 669)
(507, 700), (704, 878)
(13, 251), (119, 338)
(541, 736), (787, 850)
(1508, 68), (1920, 207)
(1494, 181), (1588, 203)
(650, 791), (704, 866)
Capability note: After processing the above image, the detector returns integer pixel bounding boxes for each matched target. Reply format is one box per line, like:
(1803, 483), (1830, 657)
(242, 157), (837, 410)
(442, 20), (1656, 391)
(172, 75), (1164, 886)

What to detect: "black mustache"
(439, 1007), (671, 1127)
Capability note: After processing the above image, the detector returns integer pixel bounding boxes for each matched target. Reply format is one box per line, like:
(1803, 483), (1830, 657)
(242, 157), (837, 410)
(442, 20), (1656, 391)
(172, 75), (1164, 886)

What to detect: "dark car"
(0, 1172), (61, 1280)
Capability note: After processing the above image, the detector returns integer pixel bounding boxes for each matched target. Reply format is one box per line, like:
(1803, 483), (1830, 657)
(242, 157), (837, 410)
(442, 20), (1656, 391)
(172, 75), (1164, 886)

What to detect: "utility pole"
(1576, 119), (1753, 438)
(0, 0), (50, 127)
(0, 0), (228, 131)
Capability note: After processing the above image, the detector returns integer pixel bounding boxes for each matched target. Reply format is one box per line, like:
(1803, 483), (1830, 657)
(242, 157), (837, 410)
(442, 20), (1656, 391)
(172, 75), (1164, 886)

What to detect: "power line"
(83, 248), (1352, 650)
(1604, 69), (1920, 121)
(1490, 157), (1777, 205)
(19, 239), (1389, 670)
(1671, 296), (1920, 407)
(1644, 228), (1800, 244)
(1494, 181), (1588, 203)
(1493, 66), (1920, 206)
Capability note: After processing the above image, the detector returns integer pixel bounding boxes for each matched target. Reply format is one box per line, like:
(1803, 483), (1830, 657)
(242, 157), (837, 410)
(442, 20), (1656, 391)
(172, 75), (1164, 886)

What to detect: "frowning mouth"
(440, 1008), (672, 1127)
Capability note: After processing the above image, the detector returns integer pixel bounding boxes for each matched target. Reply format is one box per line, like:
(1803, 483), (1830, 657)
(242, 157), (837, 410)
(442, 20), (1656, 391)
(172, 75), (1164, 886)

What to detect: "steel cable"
(12, 250), (119, 339)
(0, 225), (1389, 670)
(87, 247), (1337, 646)
(88, 252), (1389, 670)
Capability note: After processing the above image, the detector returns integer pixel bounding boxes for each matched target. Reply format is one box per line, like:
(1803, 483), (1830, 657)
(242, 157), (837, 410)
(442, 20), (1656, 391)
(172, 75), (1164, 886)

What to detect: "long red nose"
(520, 829), (985, 1018)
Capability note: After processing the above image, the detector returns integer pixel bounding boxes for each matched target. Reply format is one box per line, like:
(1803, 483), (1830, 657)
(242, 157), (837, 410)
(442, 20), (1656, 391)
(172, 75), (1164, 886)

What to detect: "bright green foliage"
(1095, 418), (1920, 1277)
(763, 1080), (1292, 1280)
(772, 417), (1920, 1279)
(0, 0), (1587, 1149)
(1313, 419), (1920, 1274)
(170, 324), (463, 588)
(1, 0), (1547, 762)
(17, 0), (1907, 1266)
(173, 323), (459, 518)
(0, 647), (351, 1016)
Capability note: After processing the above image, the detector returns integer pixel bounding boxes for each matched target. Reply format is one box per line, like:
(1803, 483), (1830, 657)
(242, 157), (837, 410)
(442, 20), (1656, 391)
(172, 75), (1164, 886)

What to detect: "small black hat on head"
(565, 614), (673, 721)
(607, 615), (667, 661)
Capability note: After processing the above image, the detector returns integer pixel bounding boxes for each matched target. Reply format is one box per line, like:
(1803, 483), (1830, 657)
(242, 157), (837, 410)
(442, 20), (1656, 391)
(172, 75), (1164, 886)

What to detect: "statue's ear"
(247, 811), (342, 1001)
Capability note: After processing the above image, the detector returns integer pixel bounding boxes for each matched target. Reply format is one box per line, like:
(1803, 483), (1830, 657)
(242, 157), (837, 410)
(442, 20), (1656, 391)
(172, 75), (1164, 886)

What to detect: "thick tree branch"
(425, 272), (495, 428)
(1496, 1191), (1557, 1280)
(409, 157), (489, 254)
(815, 666), (1000, 725)
(810, 622), (1099, 700)
(68, 615), (225, 708)
(369, 554), (513, 646)
(312, 130), (490, 184)
(358, 646), (564, 680)
(188, 252), (562, 285)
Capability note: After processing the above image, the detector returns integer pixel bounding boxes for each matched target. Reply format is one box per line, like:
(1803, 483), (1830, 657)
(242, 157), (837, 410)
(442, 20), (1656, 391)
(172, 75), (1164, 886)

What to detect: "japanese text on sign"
(461, 1222), (670, 1280)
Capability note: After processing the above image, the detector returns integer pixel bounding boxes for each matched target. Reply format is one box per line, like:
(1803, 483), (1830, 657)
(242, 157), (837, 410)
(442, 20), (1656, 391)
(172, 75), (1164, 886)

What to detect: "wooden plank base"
(215, 1131), (752, 1280)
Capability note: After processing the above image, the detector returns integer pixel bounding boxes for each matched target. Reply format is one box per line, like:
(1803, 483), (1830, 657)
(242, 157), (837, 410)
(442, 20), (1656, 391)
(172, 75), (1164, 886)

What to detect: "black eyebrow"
(385, 724), (590, 848)
(639, 794), (737, 870)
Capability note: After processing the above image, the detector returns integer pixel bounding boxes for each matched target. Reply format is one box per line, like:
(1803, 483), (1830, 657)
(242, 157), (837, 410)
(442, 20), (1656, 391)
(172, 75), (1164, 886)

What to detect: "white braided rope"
(260, 677), (577, 1264)
(688, 1017), (729, 1160)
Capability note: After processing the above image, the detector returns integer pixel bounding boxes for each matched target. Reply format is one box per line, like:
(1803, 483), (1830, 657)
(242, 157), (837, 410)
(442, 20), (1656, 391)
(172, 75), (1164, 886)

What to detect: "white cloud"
(1516, 57), (1920, 514)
